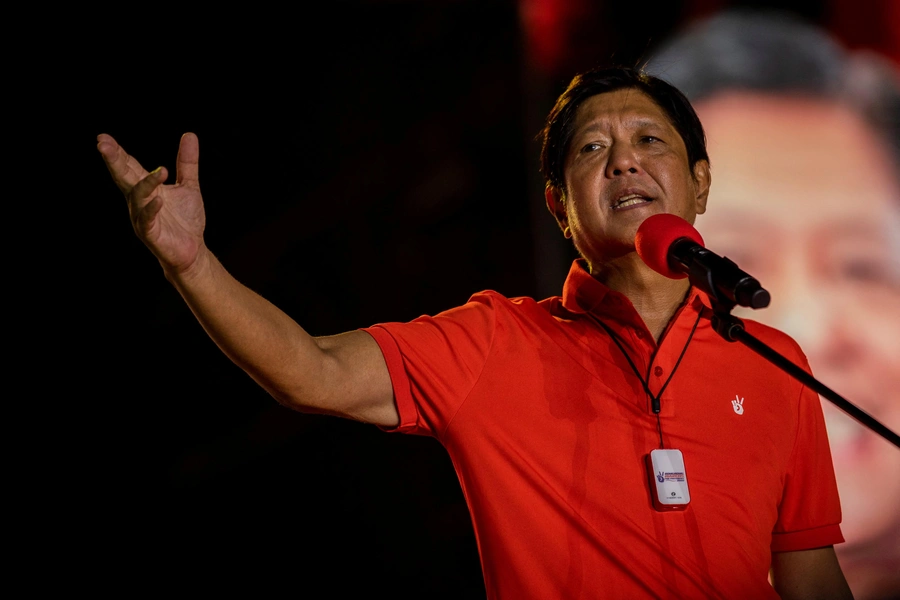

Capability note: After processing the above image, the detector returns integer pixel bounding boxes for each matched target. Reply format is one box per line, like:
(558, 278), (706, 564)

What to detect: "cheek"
(830, 292), (900, 362)
(568, 208), (602, 247)
(654, 160), (703, 212)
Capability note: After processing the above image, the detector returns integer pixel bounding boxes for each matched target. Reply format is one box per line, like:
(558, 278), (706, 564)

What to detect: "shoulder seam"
(438, 293), (500, 441)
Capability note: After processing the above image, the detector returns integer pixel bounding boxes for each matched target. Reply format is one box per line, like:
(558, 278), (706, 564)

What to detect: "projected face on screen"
(694, 92), (900, 554)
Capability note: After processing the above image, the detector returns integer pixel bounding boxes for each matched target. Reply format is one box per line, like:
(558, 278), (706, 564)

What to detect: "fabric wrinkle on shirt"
(363, 259), (842, 600)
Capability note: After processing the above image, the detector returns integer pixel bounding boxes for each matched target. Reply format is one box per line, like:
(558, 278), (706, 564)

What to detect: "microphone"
(635, 214), (770, 309)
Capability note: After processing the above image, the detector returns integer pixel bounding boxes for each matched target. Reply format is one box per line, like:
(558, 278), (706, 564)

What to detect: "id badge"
(646, 449), (691, 511)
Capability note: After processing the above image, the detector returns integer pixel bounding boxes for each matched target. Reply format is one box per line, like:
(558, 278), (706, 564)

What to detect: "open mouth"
(612, 193), (652, 210)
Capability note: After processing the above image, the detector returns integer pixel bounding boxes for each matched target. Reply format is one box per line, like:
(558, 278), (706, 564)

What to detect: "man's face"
(695, 93), (900, 552)
(549, 88), (710, 268)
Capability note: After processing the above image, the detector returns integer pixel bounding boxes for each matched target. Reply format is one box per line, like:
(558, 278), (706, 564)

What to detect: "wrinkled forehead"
(574, 88), (675, 130)
(696, 92), (900, 216)
(570, 88), (684, 145)
(696, 92), (900, 260)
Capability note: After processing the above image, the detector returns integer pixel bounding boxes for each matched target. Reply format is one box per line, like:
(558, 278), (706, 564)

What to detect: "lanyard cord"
(592, 309), (703, 449)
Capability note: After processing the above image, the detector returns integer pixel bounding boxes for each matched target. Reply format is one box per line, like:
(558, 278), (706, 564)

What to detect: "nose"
(606, 143), (641, 178)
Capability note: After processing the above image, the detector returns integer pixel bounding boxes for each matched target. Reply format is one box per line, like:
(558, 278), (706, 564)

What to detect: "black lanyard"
(591, 309), (702, 448)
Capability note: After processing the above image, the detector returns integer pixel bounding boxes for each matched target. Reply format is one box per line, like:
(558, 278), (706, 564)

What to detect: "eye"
(837, 257), (897, 286)
(581, 143), (602, 153)
(640, 136), (661, 144)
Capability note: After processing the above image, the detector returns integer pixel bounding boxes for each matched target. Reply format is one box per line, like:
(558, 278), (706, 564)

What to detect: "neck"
(588, 253), (692, 342)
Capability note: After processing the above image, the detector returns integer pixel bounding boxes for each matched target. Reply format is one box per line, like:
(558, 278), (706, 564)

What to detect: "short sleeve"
(362, 293), (498, 439)
(771, 347), (844, 552)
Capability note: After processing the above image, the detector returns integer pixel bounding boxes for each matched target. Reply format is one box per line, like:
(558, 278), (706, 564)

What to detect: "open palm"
(99, 132), (207, 274)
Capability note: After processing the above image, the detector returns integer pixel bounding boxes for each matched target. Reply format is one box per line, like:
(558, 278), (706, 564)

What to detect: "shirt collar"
(560, 259), (616, 315)
(559, 259), (712, 318)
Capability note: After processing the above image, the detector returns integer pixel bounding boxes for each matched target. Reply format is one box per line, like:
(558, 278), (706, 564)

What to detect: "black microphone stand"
(704, 289), (900, 450)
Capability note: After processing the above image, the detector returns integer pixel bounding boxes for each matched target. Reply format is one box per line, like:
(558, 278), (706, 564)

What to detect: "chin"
(826, 408), (900, 557)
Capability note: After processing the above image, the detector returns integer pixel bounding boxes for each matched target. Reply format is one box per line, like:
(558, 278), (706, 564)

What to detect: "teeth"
(614, 194), (648, 208)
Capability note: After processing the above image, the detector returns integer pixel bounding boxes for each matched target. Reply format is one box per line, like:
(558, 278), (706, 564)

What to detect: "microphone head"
(635, 213), (705, 279)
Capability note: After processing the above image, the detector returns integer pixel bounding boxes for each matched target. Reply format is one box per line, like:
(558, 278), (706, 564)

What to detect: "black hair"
(539, 66), (709, 191)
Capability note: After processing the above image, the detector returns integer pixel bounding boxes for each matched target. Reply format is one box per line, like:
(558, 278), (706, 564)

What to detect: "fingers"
(176, 132), (200, 185)
(129, 166), (168, 212)
(135, 195), (165, 232)
(97, 133), (150, 195)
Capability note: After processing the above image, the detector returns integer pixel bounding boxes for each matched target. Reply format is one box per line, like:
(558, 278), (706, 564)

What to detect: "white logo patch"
(731, 395), (745, 415)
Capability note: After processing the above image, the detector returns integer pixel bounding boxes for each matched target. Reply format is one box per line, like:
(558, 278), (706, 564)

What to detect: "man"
(644, 12), (900, 599)
(100, 67), (851, 598)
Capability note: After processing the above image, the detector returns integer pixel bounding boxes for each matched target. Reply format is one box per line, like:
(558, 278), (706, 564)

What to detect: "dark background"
(46, 0), (896, 595)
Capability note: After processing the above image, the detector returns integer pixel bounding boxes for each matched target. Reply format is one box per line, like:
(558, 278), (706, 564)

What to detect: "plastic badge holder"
(646, 449), (691, 511)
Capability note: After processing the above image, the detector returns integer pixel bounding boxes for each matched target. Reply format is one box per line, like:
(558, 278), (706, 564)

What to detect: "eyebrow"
(575, 117), (670, 137)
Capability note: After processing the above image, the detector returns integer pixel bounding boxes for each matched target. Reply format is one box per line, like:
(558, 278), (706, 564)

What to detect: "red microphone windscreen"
(635, 214), (705, 279)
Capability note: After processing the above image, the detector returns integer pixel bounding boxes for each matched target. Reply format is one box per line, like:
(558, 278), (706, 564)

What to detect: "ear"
(545, 185), (571, 237)
(691, 159), (711, 215)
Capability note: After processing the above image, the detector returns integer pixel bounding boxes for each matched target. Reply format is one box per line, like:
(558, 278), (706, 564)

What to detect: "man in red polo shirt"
(99, 67), (851, 598)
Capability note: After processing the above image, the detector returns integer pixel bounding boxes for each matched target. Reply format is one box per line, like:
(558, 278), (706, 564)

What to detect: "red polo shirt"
(364, 260), (842, 599)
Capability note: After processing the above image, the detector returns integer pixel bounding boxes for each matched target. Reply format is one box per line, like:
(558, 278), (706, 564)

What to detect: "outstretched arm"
(98, 133), (399, 426)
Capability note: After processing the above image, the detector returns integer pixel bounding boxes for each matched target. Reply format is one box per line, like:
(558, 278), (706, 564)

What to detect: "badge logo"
(732, 395), (744, 415)
(657, 471), (685, 482)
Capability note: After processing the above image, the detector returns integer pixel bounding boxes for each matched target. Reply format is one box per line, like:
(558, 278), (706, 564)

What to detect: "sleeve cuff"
(771, 524), (844, 553)
(362, 325), (419, 434)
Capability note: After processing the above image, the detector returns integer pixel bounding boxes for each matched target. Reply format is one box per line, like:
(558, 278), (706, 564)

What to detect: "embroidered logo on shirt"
(731, 395), (745, 415)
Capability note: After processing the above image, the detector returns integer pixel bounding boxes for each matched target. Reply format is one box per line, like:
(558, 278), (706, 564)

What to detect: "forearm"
(100, 133), (396, 426)
(167, 248), (325, 402)
(164, 247), (396, 425)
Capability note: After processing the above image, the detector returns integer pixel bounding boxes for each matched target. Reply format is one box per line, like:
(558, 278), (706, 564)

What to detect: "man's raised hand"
(98, 133), (207, 276)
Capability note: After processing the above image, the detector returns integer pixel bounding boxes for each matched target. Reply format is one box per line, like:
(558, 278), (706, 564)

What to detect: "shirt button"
(635, 330), (644, 339)
(654, 366), (664, 377)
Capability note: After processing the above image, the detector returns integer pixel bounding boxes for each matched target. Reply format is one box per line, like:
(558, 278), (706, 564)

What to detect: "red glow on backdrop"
(518, 0), (592, 75)
(886, 0), (899, 66)
(829, 0), (900, 68)
(519, 0), (900, 75)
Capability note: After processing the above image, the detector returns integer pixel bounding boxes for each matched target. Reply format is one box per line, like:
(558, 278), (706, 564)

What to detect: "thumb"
(176, 132), (200, 185)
